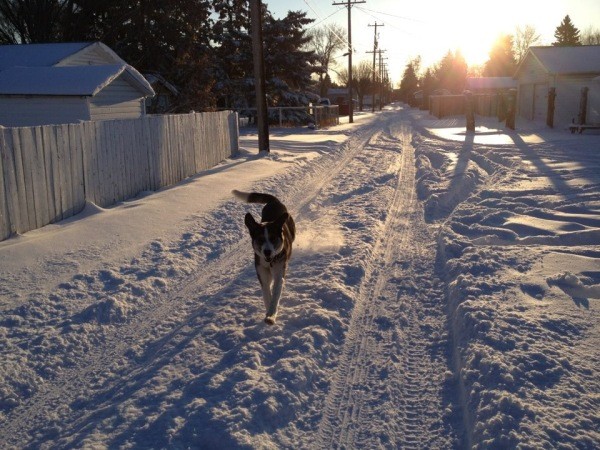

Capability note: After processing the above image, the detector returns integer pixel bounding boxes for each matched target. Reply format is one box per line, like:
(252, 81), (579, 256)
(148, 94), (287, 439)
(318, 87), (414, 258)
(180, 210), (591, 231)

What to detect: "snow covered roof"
(0, 65), (155, 97)
(518, 45), (600, 76)
(0, 42), (93, 70)
(144, 73), (179, 96)
(466, 77), (517, 90)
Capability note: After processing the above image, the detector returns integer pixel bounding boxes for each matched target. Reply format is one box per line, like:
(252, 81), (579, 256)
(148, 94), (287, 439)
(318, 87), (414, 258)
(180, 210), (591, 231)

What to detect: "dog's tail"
(232, 190), (280, 204)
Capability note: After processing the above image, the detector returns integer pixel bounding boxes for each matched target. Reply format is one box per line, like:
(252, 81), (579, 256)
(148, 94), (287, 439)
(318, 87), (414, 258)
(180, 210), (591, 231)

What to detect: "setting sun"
(268, 0), (600, 84)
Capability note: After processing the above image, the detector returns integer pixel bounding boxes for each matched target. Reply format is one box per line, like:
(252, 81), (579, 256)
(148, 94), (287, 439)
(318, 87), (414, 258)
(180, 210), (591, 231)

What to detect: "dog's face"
(244, 212), (289, 262)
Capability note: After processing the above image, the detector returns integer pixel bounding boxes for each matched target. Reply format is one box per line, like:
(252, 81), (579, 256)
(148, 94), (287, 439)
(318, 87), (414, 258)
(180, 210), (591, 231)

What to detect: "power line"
(355, 6), (414, 35)
(356, 6), (426, 23)
(333, 0), (366, 123)
(304, 0), (351, 49)
(367, 22), (383, 112)
(306, 5), (346, 29)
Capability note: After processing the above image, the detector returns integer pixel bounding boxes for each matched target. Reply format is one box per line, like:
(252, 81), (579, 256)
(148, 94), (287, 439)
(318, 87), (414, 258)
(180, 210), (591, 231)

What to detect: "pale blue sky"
(265, 0), (600, 84)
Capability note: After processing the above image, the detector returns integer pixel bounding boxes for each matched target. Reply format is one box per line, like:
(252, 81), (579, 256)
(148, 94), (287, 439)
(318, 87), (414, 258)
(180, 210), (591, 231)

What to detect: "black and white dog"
(233, 190), (296, 324)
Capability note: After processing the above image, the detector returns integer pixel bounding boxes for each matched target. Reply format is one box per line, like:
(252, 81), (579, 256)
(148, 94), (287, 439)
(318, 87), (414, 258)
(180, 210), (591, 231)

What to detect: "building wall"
(554, 75), (599, 127)
(0, 96), (90, 127)
(517, 53), (600, 127)
(517, 56), (550, 121)
(89, 76), (145, 121)
(589, 84), (600, 124)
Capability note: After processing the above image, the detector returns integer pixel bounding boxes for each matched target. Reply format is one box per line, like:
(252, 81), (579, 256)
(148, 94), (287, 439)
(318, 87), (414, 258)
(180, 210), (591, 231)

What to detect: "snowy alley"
(1, 105), (599, 449)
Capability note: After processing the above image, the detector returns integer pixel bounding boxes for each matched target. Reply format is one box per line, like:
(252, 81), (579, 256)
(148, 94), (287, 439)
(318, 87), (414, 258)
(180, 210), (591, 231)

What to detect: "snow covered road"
(1, 105), (598, 449)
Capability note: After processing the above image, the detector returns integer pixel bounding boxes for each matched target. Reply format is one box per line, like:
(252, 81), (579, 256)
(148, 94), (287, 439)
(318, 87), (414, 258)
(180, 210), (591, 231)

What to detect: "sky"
(266, 0), (600, 85)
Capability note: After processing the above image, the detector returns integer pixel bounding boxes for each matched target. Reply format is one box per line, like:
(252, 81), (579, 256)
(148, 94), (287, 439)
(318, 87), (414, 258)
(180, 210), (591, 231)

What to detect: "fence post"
(497, 92), (506, 122)
(505, 88), (517, 130)
(578, 87), (588, 125)
(546, 87), (556, 128)
(465, 91), (475, 132)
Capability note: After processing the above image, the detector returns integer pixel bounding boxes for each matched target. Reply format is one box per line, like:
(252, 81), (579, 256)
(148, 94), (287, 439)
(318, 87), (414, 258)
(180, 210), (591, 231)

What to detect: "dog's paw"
(264, 316), (276, 325)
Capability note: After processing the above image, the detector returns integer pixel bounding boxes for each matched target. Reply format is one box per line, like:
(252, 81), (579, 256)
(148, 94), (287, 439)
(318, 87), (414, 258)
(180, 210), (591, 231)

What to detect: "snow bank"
(418, 114), (600, 448)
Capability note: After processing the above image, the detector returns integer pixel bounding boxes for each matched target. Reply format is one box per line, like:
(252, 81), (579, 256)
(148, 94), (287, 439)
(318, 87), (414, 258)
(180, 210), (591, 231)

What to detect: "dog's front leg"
(256, 264), (272, 312)
(265, 264), (286, 324)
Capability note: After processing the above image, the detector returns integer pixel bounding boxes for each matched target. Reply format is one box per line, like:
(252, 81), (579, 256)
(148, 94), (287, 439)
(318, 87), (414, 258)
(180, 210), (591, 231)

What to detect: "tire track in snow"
(315, 120), (456, 448)
(0, 114), (393, 447)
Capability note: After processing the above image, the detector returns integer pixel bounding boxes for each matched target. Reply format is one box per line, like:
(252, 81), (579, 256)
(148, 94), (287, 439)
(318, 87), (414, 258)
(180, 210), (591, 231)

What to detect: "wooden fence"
(0, 111), (239, 241)
(429, 93), (507, 119)
(236, 105), (340, 128)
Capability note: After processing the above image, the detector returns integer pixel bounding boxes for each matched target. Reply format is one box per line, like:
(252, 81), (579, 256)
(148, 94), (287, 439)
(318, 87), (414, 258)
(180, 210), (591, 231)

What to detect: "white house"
(514, 45), (600, 127)
(0, 42), (154, 127)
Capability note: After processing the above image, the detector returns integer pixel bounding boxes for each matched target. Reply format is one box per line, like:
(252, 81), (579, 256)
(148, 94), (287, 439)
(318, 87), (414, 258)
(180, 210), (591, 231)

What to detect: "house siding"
(0, 96), (90, 127)
(56, 44), (122, 67)
(89, 76), (145, 121)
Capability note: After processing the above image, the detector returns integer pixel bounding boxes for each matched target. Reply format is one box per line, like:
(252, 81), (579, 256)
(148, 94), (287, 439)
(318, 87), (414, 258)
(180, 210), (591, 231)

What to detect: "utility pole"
(367, 23), (382, 113)
(250, 0), (269, 152)
(378, 50), (387, 110)
(333, 0), (365, 124)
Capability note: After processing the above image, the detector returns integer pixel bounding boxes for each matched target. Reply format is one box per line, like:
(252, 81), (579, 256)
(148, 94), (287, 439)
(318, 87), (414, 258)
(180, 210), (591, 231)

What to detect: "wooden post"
(505, 88), (517, 130)
(578, 86), (588, 125)
(368, 23), (382, 113)
(333, 0), (365, 123)
(497, 92), (506, 122)
(465, 90), (475, 132)
(546, 87), (556, 128)
(250, 0), (269, 152)
(347, 2), (353, 123)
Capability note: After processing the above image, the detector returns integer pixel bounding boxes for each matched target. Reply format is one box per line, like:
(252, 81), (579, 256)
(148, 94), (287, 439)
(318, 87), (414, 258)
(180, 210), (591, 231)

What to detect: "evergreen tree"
(399, 57), (420, 103)
(553, 15), (581, 46)
(435, 50), (467, 93)
(213, 3), (317, 111)
(263, 10), (317, 106)
(420, 68), (435, 108)
(62, 0), (215, 111)
(483, 35), (517, 77)
(212, 0), (253, 108)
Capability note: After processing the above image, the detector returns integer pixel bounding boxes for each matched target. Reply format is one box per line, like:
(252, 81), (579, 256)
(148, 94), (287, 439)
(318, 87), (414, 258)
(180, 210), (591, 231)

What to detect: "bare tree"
(581, 26), (600, 45)
(337, 60), (372, 110)
(306, 24), (346, 97)
(514, 24), (541, 63)
(0, 0), (73, 44)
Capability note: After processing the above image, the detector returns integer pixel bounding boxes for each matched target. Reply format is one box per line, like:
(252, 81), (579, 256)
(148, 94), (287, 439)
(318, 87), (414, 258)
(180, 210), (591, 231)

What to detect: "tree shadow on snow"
(41, 251), (344, 449)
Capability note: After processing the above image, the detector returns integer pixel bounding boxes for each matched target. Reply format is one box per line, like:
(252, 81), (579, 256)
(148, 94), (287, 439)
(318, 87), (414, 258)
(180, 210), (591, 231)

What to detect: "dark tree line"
(0, 0), (318, 112)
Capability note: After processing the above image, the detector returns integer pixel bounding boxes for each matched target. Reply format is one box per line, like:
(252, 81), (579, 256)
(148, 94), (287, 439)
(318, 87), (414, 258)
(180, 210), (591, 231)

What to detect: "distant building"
(0, 42), (154, 127)
(144, 72), (179, 114)
(466, 77), (517, 93)
(514, 45), (600, 126)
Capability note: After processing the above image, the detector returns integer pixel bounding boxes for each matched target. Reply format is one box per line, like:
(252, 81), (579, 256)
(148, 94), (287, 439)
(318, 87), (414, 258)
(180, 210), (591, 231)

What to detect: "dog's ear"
(273, 212), (289, 231)
(244, 212), (259, 233)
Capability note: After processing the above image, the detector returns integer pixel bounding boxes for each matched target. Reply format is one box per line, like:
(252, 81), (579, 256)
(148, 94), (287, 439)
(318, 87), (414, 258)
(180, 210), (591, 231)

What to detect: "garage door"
(518, 84), (533, 120)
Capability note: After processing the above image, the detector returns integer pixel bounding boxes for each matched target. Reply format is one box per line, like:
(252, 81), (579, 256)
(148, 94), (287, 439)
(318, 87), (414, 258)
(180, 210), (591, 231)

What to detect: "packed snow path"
(1, 108), (460, 448)
(315, 121), (454, 448)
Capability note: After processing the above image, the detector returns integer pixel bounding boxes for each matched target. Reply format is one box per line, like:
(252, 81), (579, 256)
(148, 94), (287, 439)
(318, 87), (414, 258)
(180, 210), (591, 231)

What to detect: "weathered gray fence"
(429, 93), (508, 119)
(0, 111), (239, 241)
